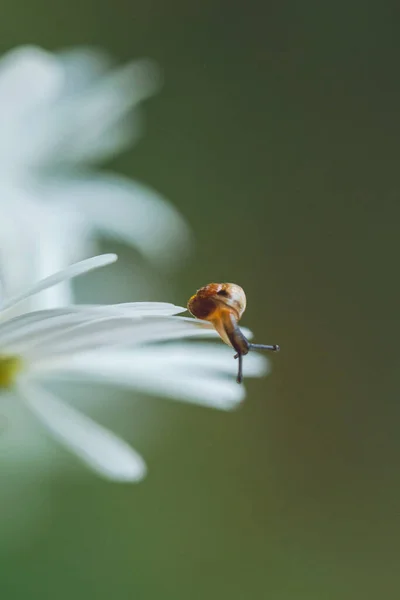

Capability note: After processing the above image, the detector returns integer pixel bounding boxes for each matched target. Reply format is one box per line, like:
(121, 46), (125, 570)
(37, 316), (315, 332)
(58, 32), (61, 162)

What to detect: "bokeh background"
(1, 2), (400, 599)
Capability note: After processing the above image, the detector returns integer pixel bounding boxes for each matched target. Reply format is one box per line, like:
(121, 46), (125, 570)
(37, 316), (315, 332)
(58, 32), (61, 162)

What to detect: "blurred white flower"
(0, 45), (191, 311)
(0, 254), (267, 482)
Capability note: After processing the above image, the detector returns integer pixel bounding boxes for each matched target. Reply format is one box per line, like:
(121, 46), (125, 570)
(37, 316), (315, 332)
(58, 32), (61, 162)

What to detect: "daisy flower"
(0, 254), (267, 482)
(0, 45), (191, 311)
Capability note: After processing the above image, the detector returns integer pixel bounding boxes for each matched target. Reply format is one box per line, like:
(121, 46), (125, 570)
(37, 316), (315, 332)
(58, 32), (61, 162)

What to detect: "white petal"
(24, 317), (217, 360)
(87, 302), (187, 317)
(0, 186), (68, 312)
(0, 308), (89, 340)
(23, 202), (90, 309)
(0, 46), (62, 125)
(56, 47), (113, 93)
(0, 304), (187, 352)
(1, 254), (117, 313)
(17, 380), (146, 482)
(0, 311), (100, 350)
(43, 174), (192, 268)
(0, 47), (66, 172)
(35, 344), (268, 410)
(43, 59), (161, 164)
(120, 343), (269, 376)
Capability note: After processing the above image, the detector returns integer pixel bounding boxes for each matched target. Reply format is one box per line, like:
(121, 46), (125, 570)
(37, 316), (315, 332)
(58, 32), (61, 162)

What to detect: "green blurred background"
(1, 1), (400, 598)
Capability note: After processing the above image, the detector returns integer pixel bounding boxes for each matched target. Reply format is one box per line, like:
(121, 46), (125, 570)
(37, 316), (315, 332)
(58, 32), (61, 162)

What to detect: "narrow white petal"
(17, 380), (146, 482)
(0, 304), (187, 352)
(36, 345), (268, 410)
(0, 48), (67, 172)
(0, 186), (67, 312)
(23, 204), (89, 310)
(25, 317), (217, 360)
(47, 361), (245, 410)
(109, 344), (270, 377)
(0, 312), (101, 350)
(0, 308), (89, 341)
(44, 59), (161, 164)
(1, 254), (117, 313)
(56, 47), (112, 92)
(43, 174), (192, 268)
(0, 46), (62, 124)
(98, 302), (187, 316)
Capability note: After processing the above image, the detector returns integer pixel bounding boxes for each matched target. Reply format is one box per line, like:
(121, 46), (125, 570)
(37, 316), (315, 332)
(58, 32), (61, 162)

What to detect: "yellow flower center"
(0, 355), (23, 388)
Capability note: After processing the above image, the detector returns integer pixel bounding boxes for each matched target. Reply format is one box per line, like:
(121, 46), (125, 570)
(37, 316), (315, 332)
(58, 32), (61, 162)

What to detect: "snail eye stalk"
(250, 343), (280, 352)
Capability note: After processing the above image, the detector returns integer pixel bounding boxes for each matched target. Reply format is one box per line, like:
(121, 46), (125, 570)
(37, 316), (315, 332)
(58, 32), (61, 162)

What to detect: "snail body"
(188, 283), (279, 383)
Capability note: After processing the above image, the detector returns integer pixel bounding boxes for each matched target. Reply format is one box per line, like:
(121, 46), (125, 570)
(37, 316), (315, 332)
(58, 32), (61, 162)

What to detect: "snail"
(187, 283), (279, 383)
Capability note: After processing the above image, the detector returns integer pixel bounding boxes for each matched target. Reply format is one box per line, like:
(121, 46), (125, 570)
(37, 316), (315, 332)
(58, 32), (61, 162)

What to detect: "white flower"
(0, 254), (267, 482)
(0, 45), (191, 311)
